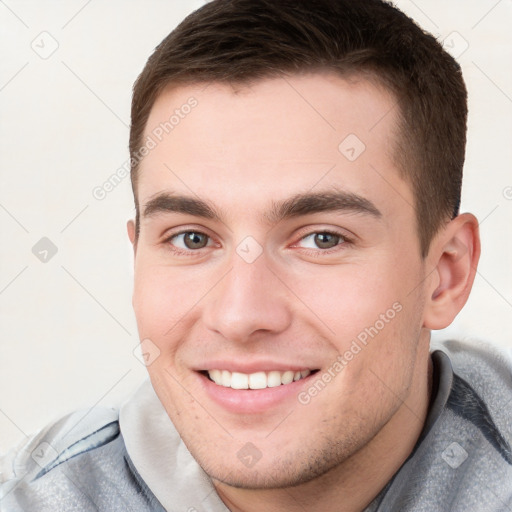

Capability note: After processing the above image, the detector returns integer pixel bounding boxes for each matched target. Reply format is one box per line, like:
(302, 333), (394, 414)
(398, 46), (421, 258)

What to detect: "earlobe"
(423, 213), (480, 330)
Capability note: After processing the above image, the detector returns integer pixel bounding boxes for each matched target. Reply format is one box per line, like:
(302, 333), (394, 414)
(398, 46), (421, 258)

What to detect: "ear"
(127, 219), (137, 254)
(422, 213), (480, 330)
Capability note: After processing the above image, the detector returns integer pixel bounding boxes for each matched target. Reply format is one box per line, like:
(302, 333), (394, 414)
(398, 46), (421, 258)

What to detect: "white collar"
(119, 379), (228, 512)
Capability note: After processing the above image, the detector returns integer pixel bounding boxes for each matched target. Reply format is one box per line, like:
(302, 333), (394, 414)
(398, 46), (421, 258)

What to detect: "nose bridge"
(203, 250), (291, 342)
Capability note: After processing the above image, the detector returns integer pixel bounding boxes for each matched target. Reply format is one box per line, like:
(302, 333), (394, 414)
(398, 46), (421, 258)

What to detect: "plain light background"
(0, 0), (511, 455)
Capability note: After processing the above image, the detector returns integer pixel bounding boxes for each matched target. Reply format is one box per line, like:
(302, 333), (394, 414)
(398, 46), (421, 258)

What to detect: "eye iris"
(184, 232), (208, 249)
(314, 232), (340, 249)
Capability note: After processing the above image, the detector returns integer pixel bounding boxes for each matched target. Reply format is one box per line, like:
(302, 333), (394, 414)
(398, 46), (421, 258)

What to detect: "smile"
(205, 369), (317, 389)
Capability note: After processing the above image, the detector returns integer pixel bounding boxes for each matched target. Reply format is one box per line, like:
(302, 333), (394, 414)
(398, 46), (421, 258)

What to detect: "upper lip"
(194, 360), (319, 374)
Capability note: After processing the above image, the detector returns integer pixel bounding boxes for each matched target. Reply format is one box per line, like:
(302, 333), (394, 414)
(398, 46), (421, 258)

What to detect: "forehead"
(138, 73), (412, 221)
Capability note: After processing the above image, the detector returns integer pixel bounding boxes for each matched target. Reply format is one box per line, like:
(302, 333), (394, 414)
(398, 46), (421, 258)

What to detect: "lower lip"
(197, 372), (316, 414)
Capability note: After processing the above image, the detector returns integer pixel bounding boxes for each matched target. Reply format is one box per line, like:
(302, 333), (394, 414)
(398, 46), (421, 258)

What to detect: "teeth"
(209, 369), (222, 385)
(267, 371), (282, 388)
(221, 370), (231, 387)
(281, 370), (294, 385)
(231, 372), (249, 389)
(206, 369), (313, 389)
(248, 372), (267, 389)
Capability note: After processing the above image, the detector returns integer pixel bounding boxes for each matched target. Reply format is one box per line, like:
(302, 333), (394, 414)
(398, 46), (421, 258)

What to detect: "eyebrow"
(141, 190), (381, 223)
(265, 190), (382, 224)
(142, 193), (220, 220)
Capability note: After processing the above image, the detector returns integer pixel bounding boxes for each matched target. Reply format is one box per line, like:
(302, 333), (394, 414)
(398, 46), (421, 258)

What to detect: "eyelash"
(291, 230), (353, 255)
(163, 230), (216, 257)
(163, 228), (353, 257)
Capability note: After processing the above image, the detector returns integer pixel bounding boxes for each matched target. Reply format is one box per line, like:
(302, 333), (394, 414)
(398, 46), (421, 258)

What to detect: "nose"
(202, 254), (292, 343)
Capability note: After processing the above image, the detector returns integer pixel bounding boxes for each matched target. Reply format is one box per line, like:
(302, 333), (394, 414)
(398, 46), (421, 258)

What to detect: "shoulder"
(1, 408), (120, 511)
(375, 340), (512, 511)
(436, 338), (512, 436)
(433, 339), (512, 470)
(0, 406), (162, 511)
(1, 406), (119, 487)
(438, 338), (512, 385)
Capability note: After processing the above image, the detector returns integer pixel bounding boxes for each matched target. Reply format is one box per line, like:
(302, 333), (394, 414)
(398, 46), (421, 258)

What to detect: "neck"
(214, 338), (433, 512)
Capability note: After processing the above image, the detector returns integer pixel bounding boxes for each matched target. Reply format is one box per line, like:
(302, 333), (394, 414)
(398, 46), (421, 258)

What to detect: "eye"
(169, 231), (211, 250)
(298, 232), (345, 250)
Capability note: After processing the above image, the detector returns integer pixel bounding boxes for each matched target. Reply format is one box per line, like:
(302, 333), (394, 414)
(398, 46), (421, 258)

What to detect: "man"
(1, 0), (511, 510)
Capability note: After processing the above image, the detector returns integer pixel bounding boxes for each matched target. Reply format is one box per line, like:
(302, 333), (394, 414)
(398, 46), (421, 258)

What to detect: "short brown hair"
(130, 0), (467, 256)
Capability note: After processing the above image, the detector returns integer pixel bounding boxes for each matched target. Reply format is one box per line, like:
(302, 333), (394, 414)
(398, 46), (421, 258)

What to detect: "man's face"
(131, 73), (430, 488)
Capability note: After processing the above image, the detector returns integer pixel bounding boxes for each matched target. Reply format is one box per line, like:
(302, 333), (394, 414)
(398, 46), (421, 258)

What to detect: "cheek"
(133, 271), (176, 336)
(132, 267), (202, 392)
(288, 263), (403, 343)
(132, 259), (220, 347)
(132, 263), (192, 343)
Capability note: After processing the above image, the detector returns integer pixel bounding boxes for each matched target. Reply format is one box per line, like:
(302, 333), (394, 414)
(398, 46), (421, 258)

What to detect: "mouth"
(200, 369), (319, 390)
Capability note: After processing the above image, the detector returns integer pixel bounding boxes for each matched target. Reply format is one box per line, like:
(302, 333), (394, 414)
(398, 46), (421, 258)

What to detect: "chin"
(192, 443), (357, 491)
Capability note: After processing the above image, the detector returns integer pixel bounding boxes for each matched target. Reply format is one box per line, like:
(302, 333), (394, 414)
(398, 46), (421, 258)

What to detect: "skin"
(128, 73), (480, 512)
